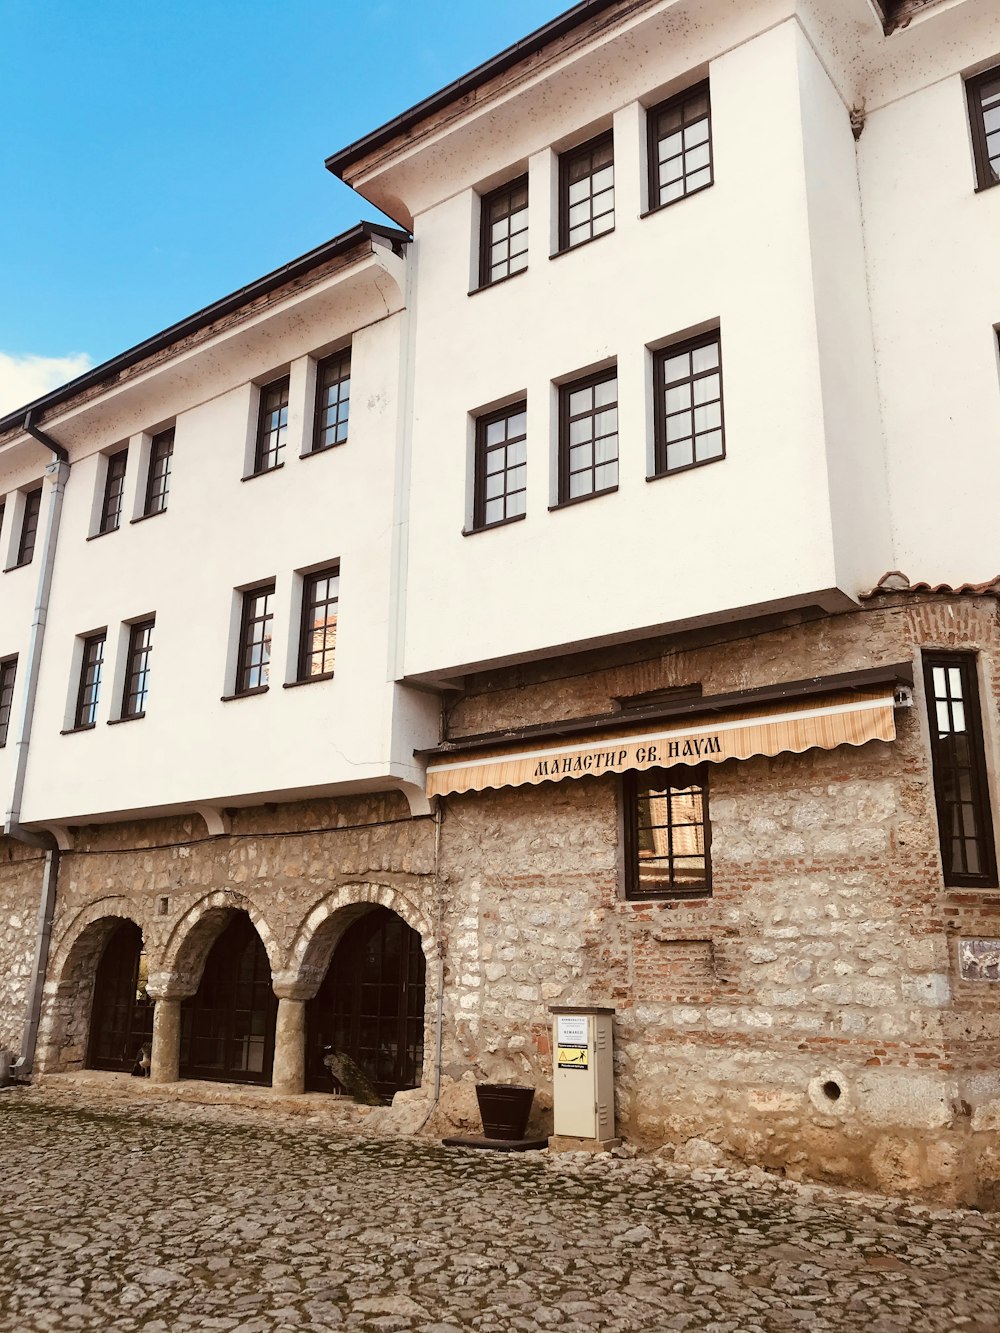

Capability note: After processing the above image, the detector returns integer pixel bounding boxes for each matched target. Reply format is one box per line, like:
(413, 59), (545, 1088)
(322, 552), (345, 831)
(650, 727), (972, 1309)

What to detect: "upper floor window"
(99, 450), (128, 534)
(652, 331), (725, 477)
(0, 657), (16, 747)
(623, 766), (711, 899)
(923, 653), (997, 887)
(967, 66), (1000, 191)
(559, 132), (614, 251)
(648, 81), (713, 209)
(559, 369), (618, 503)
(479, 176), (528, 287)
(298, 566), (339, 681)
(74, 632), (106, 729)
(236, 584), (275, 694)
(474, 402), (527, 530)
(16, 487), (42, 567)
(254, 377), (289, 474)
(312, 351), (351, 453)
(122, 619), (154, 719)
(144, 428), (174, 516)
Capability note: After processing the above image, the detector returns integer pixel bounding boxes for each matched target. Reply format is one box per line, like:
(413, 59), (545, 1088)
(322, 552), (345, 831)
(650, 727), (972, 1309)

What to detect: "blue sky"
(0, 0), (566, 412)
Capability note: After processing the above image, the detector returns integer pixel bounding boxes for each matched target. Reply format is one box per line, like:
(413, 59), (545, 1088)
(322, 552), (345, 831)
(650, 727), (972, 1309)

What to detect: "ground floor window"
(623, 765), (711, 899)
(87, 920), (154, 1071)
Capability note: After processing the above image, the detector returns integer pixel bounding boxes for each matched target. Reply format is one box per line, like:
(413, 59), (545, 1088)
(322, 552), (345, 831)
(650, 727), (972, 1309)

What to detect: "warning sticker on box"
(557, 1044), (589, 1070)
(557, 1015), (588, 1045)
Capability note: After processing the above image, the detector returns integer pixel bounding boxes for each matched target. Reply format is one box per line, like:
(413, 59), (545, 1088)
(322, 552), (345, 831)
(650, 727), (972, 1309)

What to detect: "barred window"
(236, 585), (275, 694)
(653, 332), (725, 476)
(624, 766), (711, 899)
(967, 66), (1000, 191)
(100, 450), (128, 534)
(144, 429), (174, 516)
(312, 351), (351, 453)
(122, 619), (154, 719)
(298, 566), (339, 681)
(75, 633), (106, 729)
(648, 82), (713, 209)
(479, 176), (528, 287)
(254, 378), (289, 474)
(17, 488), (42, 566)
(559, 370), (618, 502)
(0, 657), (17, 747)
(474, 402), (527, 529)
(559, 132), (614, 251)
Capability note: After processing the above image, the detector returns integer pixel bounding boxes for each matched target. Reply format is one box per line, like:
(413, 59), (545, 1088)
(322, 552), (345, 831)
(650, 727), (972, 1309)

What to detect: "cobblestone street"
(1, 1082), (998, 1333)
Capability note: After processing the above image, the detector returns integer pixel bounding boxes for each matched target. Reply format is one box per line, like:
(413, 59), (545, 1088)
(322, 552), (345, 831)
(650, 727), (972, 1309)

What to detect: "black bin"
(476, 1084), (534, 1140)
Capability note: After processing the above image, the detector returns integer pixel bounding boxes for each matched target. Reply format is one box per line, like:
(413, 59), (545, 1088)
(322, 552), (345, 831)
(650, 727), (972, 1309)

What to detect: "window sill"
(974, 179), (999, 194)
(639, 181), (713, 220)
(241, 462), (285, 483)
(283, 673), (335, 689)
(548, 486), (618, 512)
(107, 713), (145, 726)
(626, 890), (712, 904)
(943, 882), (1000, 895)
(550, 227), (615, 261)
(3, 561), (32, 573)
(299, 442), (347, 460)
(60, 723), (96, 735)
(220, 686), (270, 702)
(646, 454), (725, 483)
(462, 512), (527, 537)
(130, 509), (167, 525)
(86, 527), (119, 542)
(468, 268), (527, 297)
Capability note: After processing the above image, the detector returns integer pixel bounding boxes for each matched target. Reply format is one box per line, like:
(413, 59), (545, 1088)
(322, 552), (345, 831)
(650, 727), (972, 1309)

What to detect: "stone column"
(272, 993), (307, 1096)
(149, 997), (182, 1084)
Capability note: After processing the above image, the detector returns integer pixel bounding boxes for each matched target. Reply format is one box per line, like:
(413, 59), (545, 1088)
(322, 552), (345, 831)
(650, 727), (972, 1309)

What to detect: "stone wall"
(0, 839), (46, 1056)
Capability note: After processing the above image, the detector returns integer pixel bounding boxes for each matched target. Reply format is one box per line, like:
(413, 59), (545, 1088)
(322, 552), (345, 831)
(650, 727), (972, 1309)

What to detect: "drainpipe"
(5, 411), (70, 1073)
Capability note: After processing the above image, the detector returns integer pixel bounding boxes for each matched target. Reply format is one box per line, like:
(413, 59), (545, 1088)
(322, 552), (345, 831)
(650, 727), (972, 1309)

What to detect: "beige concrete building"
(2, 0), (1000, 1204)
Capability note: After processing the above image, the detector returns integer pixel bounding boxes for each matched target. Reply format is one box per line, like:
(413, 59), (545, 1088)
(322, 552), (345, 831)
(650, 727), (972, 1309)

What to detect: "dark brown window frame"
(297, 565), (340, 682)
(0, 656), (17, 748)
(144, 428), (174, 516)
(646, 81), (714, 213)
(557, 367), (619, 505)
(623, 765), (712, 900)
(121, 618), (155, 720)
(253, 377), (290, 475)
(99, 449), (129, 534)
(235, 583), (275, 696)
(558, 130), (615, 253)
(473, 401), (528, 531)
(966, 65), (1000, 192)
(74, 631), (107, 730)
(923, 651), (998, 888)
(311, 350), (351, 454)
(15, 487), (43, 567)
(651, 330), (726, 479)
(479, 175), (529, 288)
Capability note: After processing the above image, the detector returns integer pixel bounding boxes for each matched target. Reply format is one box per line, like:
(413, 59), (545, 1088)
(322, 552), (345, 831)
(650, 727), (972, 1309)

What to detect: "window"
(474, 402), (527, 529)
(559, 132), (614, 251)
(647, 82), (713, 209)
(559, 369), (618, 503)
(624, 766), (711, 899)
(298, 566), (339, 681)
(923, 653), (997, 887)
(253, 377), (289, 474)
(479, 176), (528, 286)
(74, 633), (106, 729)
(967, 66), (1000, 191)
(99, 450), (128, 534)
(653, 331), (725, 476)
(122, 619), (154, 719)
(312, 352), (351, 453)
(236, 584), (275, 694)
(16, 488), (42, 567)
(144, 428), (174, 515)
(0, 658), (16, 747)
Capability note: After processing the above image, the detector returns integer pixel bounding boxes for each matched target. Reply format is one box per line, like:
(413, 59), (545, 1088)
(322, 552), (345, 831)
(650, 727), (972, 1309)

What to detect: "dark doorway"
(87, 920), (154, 1071)
(180, 913), (277, 1084)
(306, 906), (425, 1098)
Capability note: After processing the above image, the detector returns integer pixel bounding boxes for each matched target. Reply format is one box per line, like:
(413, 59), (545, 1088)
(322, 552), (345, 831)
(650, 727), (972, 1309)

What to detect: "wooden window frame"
(967, 65), (1000, 192)
(558, 130), (615, 253)
(652, 330), (726, 478)
(557, 368), (619, 505)
(923, 652), (998, 888)
(235, 583), (275, 695)
(473, 401), (528, 530)
(623, 765), (712, 901)
(16, 487), (42, 566)
(646, 81), (714, 212)
(121, 619), (155, 720)
(74, 632), (106, 729)
(143, 428), (174, 516)
(253, 377), (290, 475)
(311, 351), (351, 453)
(0, 656), (17, 748)
(99, 450), (129, 534)
(479, 175), (529, 288)
(297, 565), (340, 682)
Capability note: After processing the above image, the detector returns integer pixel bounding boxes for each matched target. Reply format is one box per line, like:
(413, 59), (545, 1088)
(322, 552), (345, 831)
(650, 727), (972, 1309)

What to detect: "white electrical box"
(549, 1006), (616, 1144)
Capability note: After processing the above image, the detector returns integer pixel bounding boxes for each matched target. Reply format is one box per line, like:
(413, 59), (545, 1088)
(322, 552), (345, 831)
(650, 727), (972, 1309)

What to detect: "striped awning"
(425, 689), (898, 798)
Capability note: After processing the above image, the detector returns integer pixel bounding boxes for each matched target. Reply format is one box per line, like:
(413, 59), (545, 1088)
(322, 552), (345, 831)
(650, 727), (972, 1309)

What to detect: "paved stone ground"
(1, 1082), (999, 1333)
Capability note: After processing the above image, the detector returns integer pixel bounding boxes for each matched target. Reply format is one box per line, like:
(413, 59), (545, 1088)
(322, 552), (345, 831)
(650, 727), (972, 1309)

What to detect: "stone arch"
(155, 890), (281, 999)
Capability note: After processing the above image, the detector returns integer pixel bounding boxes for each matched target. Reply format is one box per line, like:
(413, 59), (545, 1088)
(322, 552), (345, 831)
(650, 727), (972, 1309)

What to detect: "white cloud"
(0, 351), (93, 416)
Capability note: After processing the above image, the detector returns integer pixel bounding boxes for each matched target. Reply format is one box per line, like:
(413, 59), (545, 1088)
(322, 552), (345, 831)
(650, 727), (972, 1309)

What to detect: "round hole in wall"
(822, 1080), (842, 1102)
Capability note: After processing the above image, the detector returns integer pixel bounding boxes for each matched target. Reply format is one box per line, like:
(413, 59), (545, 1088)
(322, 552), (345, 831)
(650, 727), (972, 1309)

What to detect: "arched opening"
(86, 920), (154, 1072)
(305, 906), (426, 1098)
(179, 912), (277, 1084)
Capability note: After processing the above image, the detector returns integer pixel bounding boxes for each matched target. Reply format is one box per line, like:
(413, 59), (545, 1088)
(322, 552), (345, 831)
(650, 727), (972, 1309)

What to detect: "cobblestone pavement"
(1, 1083), (999, 1333)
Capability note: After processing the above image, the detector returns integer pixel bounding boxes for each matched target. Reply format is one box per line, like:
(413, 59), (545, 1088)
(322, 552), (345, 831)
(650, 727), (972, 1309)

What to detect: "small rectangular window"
(312, 352), (351, 453)
(474, 402), (527, 529)
(75, 632), (106, 729)
(144, 428), (174, 515)
(122, 619), (154, 719)
(254, 377), (289, 474)
(99, 451), (129, 534)
(0, 657), (17, 747)
(559, 132), (615, 251)
(479, 176), (529, 287)
(559, 369), (618, 503)
(648, 82), (713, 210)
(298, 566), (339, 681)
(236, 584), (275, 694)
(653, 331), (725, 476)
(16, 488), (42, 566)
(624, 766), (711, 899)
(923, 653), (997, 887)
(967, 66), (1000, 191)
